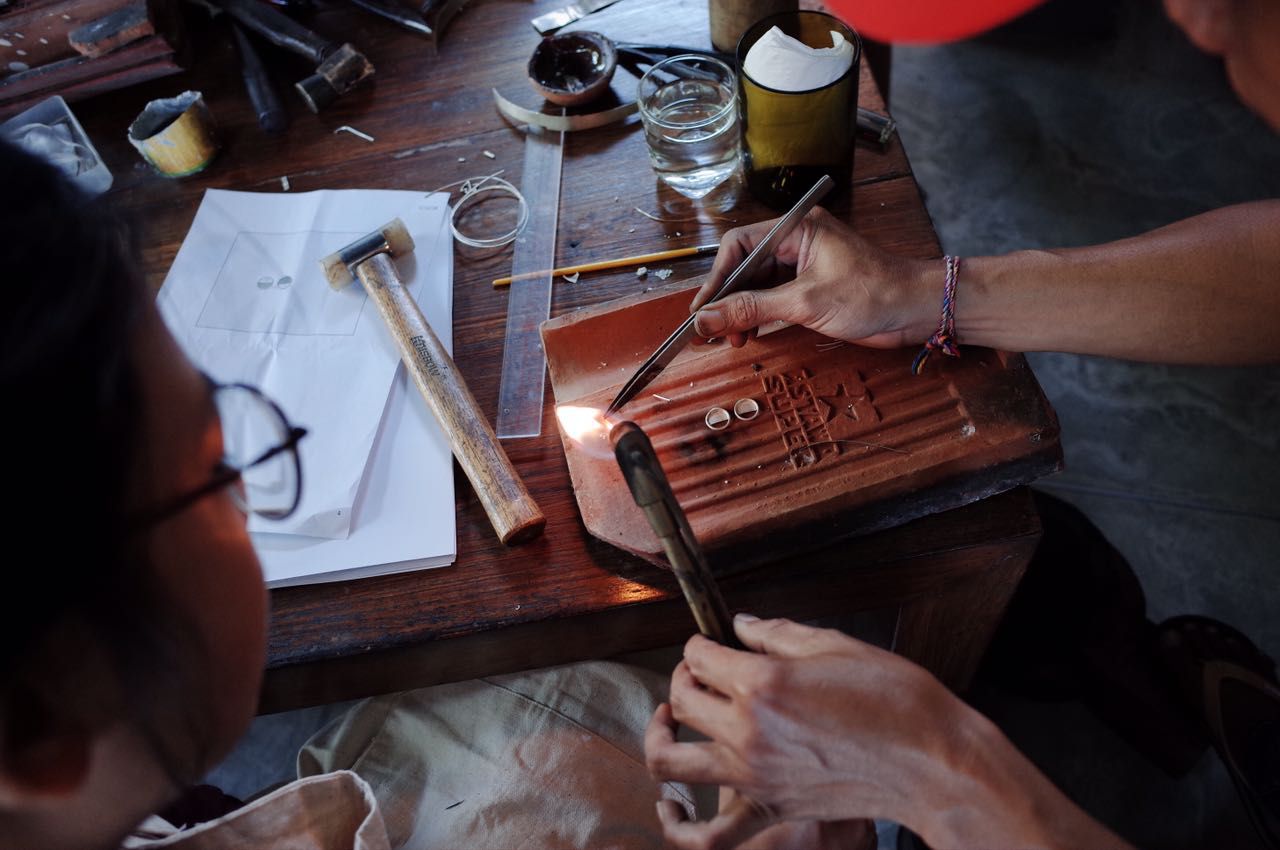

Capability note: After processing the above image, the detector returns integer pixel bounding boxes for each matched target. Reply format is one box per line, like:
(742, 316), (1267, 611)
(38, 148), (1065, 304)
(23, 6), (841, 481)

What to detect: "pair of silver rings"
(705, 398), (760, 431)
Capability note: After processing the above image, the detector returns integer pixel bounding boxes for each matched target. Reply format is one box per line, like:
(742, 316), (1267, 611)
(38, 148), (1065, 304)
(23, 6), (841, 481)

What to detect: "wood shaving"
(483, 150), (496, 158)
(653, 268), (673, 280)
(562, 272), (580, 283)
(280, 175), (290, 191)
(635, 266), (648, 278)
(392, 145), (433, 160)
(652, 394), (671, 402)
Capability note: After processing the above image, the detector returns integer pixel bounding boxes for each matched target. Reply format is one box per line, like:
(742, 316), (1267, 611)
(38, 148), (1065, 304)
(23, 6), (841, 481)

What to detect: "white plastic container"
(0, 95), (113, 195)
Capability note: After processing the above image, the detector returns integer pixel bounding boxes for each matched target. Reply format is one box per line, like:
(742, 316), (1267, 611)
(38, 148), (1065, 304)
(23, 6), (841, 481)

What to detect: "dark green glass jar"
(736, 10), (862, 209)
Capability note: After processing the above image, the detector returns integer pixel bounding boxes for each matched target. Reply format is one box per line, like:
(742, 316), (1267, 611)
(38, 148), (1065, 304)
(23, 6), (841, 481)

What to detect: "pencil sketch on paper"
(197, 230), (368, 336)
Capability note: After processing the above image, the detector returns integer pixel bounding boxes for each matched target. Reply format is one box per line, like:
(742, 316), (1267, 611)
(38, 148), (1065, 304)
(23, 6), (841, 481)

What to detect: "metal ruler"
(495, 124), (564, 439)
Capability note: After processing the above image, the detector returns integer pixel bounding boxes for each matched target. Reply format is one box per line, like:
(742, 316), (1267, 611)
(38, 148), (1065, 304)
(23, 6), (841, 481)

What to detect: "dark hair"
(0, 138), (201, 780)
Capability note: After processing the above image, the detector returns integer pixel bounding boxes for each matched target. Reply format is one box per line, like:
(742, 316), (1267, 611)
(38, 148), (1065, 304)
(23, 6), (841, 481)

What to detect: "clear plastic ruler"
(496, 124), (564, 439)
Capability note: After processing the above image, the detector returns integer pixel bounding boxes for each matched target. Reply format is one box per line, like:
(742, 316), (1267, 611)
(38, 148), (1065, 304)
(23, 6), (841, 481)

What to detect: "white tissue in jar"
(742, 25), (854, 92)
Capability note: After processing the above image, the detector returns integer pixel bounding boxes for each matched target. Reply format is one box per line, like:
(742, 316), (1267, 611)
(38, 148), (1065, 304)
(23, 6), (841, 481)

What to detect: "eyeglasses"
(134, 380), (307, 528)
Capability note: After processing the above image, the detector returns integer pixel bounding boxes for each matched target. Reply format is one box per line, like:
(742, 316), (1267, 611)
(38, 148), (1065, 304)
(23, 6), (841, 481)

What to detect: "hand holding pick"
(690, 208), (935, 350)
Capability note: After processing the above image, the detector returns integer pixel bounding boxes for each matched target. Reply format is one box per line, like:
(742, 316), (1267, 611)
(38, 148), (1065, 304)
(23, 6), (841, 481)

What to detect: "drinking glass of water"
(638, 55), (740, 200)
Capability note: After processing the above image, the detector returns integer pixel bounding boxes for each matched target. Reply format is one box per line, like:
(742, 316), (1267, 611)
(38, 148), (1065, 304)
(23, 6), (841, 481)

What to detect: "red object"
(826, 0), (1047, 43)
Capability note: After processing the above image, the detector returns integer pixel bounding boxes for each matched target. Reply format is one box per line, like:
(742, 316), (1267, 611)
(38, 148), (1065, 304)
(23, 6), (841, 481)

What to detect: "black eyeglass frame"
(130, 379), (307, 529)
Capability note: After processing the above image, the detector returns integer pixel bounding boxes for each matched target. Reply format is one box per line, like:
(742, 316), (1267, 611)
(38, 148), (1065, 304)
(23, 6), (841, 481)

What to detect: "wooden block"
(69, 2), (154, 58)
(0, 34), (179, 118)
(0, 0), (134, 68)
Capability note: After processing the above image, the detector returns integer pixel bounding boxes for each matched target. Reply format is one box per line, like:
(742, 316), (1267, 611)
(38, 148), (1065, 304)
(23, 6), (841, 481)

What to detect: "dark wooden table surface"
(74, 0), (1043, 713)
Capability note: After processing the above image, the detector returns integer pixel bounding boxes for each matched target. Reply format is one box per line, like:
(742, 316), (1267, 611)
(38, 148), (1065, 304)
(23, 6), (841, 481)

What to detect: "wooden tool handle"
(356, 253), (545, 545)
(222, 0), (332, 62)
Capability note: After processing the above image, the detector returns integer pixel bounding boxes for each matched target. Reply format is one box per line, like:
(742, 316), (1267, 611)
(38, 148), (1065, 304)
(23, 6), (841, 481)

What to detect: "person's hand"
(645, 614), (964, 848)
(657, 786), (876, 850)
(689, 207), (935, 349)
(645, 614), (1137, 850)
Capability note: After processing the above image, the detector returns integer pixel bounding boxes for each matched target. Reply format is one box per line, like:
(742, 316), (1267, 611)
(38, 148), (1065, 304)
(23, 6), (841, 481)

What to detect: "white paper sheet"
(254, 359), (457, 587)
(157, 189), (450, 539)
(253, 212), (457, 587)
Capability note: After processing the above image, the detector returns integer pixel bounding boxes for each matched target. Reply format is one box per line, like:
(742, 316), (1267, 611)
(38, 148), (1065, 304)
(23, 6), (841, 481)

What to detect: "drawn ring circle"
(733, 398), (760, 421)
(705, 407), (731, 430)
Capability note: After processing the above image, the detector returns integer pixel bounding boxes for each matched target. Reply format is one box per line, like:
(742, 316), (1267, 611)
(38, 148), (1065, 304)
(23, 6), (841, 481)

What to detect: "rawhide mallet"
(220, 0), (375, 112)
(320, 220), (545, 545)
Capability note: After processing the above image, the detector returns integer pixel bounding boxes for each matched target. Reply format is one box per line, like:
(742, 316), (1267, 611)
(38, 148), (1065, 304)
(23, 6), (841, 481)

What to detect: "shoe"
(1155, 615), (1280, 850)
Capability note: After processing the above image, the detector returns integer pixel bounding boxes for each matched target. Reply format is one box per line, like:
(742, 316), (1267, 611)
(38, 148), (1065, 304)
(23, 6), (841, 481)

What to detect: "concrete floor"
(209, 2), (1280, 846)
(891, 1), (1280, 847)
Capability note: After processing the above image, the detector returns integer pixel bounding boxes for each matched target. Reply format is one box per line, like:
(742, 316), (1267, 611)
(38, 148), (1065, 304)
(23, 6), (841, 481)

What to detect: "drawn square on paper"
(197, 230), (368, 336)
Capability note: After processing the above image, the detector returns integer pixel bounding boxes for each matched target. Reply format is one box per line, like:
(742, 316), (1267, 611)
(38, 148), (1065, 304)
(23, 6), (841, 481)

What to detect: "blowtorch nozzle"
(611, 420), (741, 648)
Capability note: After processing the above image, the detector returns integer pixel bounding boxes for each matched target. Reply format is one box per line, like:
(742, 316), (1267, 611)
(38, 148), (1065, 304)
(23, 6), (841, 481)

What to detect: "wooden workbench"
(74, 0), (1050, 713)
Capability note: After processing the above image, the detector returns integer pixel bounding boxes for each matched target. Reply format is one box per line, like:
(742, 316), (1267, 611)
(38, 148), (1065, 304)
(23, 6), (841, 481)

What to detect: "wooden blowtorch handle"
(356, 253), (545, 545)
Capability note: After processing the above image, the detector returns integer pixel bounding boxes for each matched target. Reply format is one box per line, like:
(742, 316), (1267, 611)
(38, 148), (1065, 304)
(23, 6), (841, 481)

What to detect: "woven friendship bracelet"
(910, 255), (962, 375)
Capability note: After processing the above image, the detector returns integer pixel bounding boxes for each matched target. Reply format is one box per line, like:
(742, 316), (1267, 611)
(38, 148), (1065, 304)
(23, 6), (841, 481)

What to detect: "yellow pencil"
(492, 243), (719, 287)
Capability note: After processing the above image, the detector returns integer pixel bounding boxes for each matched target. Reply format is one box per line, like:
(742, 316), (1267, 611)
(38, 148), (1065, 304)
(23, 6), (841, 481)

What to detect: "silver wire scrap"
(333, 125), (375, 142)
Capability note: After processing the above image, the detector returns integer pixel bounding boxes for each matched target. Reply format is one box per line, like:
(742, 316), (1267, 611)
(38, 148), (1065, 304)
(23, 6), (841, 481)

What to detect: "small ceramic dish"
(527, 31), (618, 107)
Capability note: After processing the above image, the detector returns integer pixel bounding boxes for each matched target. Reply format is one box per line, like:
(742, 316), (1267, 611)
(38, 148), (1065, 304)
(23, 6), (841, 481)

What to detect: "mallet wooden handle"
(356, 253), (545, 545)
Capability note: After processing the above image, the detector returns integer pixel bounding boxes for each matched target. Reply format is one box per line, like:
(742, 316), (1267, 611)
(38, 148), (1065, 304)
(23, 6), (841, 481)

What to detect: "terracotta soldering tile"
(542, 281), (1062, 569)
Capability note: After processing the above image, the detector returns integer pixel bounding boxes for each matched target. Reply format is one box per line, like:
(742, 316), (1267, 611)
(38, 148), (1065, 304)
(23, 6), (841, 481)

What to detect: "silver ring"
(733, 398), (760, 421)
(705, 407), (731, 430)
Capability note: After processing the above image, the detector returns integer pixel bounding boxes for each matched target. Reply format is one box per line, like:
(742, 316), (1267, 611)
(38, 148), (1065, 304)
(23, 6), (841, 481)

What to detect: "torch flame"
(556, 405), (609, 442)
(555, 405), (618, 459)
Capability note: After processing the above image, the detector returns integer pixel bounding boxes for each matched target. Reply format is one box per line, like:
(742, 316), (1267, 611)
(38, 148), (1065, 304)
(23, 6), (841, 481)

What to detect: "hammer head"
(296, 42), (375, 112)
(319, 218), (415, 289)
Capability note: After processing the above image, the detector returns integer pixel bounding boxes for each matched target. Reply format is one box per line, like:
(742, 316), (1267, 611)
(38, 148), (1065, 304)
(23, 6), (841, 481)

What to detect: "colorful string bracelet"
(911, 255), (962, 375)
